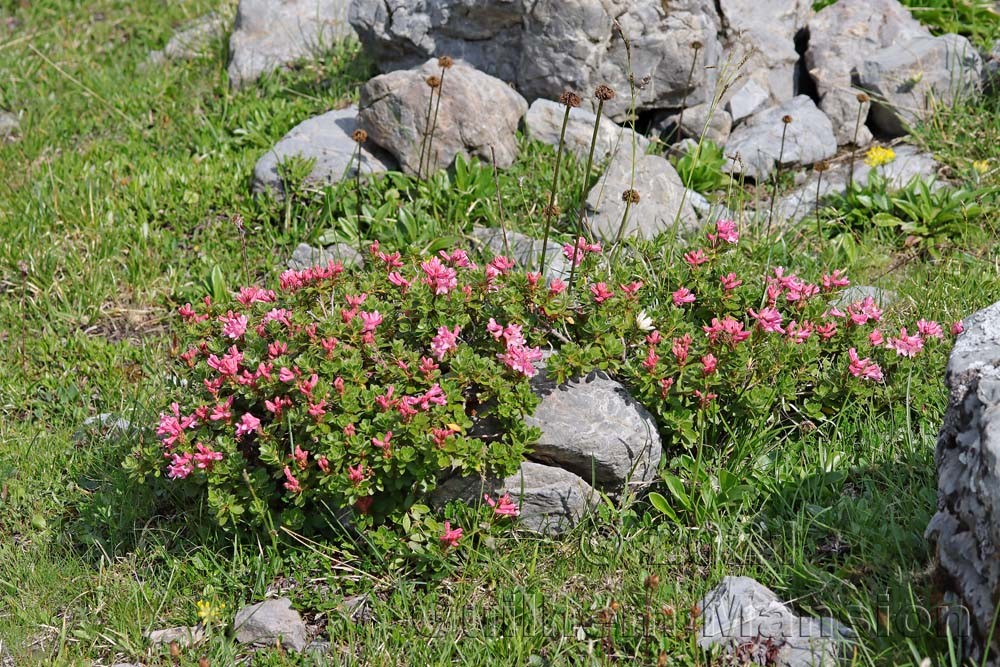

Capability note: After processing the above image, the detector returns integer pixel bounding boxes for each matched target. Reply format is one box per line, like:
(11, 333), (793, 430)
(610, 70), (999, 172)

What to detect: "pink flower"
(562, 237), (602, 267)
(192, 443), (223, 471)
(299, 373), (318, 397)
(707, 218), (739, 245)
(642, 348), (660, 372)
(703, 316), (751, 347)
(209, 397), (233, 422)
(526, 271), (541, 287)
(548, 279), (567, 295)
(693, 389), (717, 408)
(317, 456), (330, 473)
(701, 354), (717, 375)
(345, 293), (368, 308)
(348, 464), (364, 485)
(156, 402), (197, 448)
(235, 286), (276, 306)
(590, 282), (614, 303)
(683, 249), (709, 268)
(869, 329), (885, 347)
(672, 287), (696, 307)
(821, 270), (850, 291)
(815, 322), (837, 340)
(178, 303), (197, 320)
(359, 310), (383, 333)
(620, 281), (643, 297)
(235, 412), (261, 439)
(846, 297), (883, 326)
(431, 325), (461, 361)
(372, 431), (393, 451)
(484, 493), (520, 517)
(293, 445), (309, 469)
(785, 320), (813, 344)
(848, 347), (884, 382)
(719, 273), (742, 291)
(283, 466), (301, 494)
(887, 327), (924, 358)
(671, 335), (692, 365)
(659, 377), (674, 397)
(646, 331), (662, 346)
(420, 257), (458, 295)
(917, 319), (944, 339)
(440, 521), (463, 549)
(265, 395), (291, 417)
(206, 345), (243, 377)
(268, 341), (288, 358)
(387, 271), (411, 290)
(278, 366), (296, 383)
(951, 320), (964, 335)
(748, 307), (784, 333)
(167, 452), (194, 479)
(498, 344), (544, 377)
(419, 356), (439, 376)
(307, 399), (327, 420)
(343, 423), (356, 436)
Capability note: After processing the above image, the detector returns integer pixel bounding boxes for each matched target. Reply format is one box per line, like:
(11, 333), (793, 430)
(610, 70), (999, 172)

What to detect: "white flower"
(636, 310), (654, 331)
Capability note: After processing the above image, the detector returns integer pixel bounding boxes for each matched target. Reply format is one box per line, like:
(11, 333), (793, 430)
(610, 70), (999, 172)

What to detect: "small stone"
(359, 58), (527, 177)
(228, 0), (355, 88)
(287, 242), (363, 271)
(148, 11), (228, 64)
(233, 597), (309, 653)
(525, 98), (650, 164)
(698, 576), (854, 667)
(0, 111), (19, 139)
(724, 96), (837, 181)
(253, 105), (397, 197)
(145, 626), (205, 647)
(726, 79), (772, 123)
(525, 370), (662, 491)
(586, 153), (699, 241)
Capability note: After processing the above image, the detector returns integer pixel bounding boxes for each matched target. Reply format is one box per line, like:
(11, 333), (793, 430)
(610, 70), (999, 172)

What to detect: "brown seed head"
(814, 160), (829, 173)
(622, 188), (640, 204)
(856, 92), (870, 104)
(438, 55), (454, 69)
(169, 641), (181, 658)
(426, 75), (441, 89)
(594, 84), (616, 101)
(559, 91), (582, 108)
(543, 204), (561, 218)
(352, 129), (368, 144)
(645, 574), (661, 591)
(782, 115), (793, 124)
(610, 600), (621, 613)
(691, 40), (703, 50)
(199, 657), (210, 667)
(657, 652), (669, 667)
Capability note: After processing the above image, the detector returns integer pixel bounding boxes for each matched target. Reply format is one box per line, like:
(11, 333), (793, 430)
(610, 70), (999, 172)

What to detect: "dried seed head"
(559, 91), (582, 108)
(691, 40), (703, 50)
(169, 641), (181, 658)
(543, 203), (561, 217)
(782, 114), (793, 124)
(610, 600), (621, 613)
(426, 75), (441, 89)
(594, 84), (616, 101)
(438, 55), (454, 69)
(856, 92), (870, 104)
(622, 189), (640, 204)
(813, 160), (829, 173)
(352, 129), (368, 144)
(17, 260), (29, 277)
(645, 574), (661, 591)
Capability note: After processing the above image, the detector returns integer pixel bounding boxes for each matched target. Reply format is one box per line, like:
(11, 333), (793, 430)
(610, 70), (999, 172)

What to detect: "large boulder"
(525, 369), (662, 491)
(586, 153), (699, 241)
(358, 58), (527, 176)
(724, 95), (837, 181)
(858, 34), (983, 137)
(229, 0), (355, 88)
(806, 0), (929, 145)
(525, 98), (650, 164)
(698, 576), (854, 667)
(350, 0), (724, 122)
(252, 105), (397, 196)
(926, 300), (1000, 666)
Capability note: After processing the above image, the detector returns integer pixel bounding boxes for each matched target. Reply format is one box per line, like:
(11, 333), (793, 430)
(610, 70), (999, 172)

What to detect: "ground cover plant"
(1, 1), (1000, 666)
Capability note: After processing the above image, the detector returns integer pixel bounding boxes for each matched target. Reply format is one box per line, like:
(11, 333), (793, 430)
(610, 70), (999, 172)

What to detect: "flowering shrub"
(129, 243), (566, 532)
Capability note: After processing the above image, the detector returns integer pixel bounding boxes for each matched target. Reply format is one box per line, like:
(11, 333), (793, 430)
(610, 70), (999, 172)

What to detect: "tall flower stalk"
(538, 91), (580, 275)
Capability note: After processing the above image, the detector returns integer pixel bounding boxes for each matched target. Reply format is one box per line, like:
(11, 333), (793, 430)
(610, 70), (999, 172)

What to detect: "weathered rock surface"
(287, 242), (363, 270)
(234, 597), (309, 652)
(926, 300), (1000, 666)
(806, 0), (929, 145)
(73, 413), (132, 444)
(358, 58), (527, 176)
(431, 461), (597, 536)
(350, 0), (723, 122)
(253, 105), (397, 195)
(724, 96), (837, 181)
(149, 11), (228, 65)
(525, 98), (650, 164)
(146, 626), (205, 647)
(776, 144), (940, 222)
(698, 576), (854, 667)
(469, 227), (570, 281)
(229, 0), (354, 88)
(831, 285), (896, 310)
(587, 153), (698, 241)
(525, 370), (661, 491)
(0, 111), (19, 139)
(859, 33), (983, 137)
(661, 103), (732, 146)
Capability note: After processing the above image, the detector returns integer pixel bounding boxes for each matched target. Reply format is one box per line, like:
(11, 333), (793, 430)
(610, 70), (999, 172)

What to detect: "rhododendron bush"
(132, 219), (956, 538)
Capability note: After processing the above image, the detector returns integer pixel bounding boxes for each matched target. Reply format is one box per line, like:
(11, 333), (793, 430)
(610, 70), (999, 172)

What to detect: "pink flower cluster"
(489, 318), (544, 377)
(279, 260), (344, 292)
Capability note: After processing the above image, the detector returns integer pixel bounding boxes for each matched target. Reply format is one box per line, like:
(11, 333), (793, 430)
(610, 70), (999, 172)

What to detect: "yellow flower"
(864, 145), (896, 168)
(196, 599), (226, 626)
(973, 160), (989, 174)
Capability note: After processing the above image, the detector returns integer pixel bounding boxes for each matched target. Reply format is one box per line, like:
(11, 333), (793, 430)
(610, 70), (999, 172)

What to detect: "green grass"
(1, 0), (999, 665)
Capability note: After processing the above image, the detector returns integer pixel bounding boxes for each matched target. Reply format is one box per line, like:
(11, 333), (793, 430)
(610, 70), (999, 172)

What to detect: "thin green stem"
(425, 67), (447, 180)
(538, 103), (572, 274)
(568, 98), (605, 294)
(355, 143), (365, 258)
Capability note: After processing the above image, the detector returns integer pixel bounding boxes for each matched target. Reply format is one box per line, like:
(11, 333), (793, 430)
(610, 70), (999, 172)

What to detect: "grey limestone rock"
(146, 626), (205, 647)
(586, 153), (699, 241)
(358, 58), (527, 176)
(525, 98), (650, 164)
(287, 242), (363, 271)
(233, 597), (309, 652)
(698, 576), (855, 667)
(724, 96), (837, 181)
(926, 300), (1000, 666)
(252, 105), (397, 196)
(229, 0), (355, 88)
(468, 227), (570, 281)
(148, 11), (229, 64)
